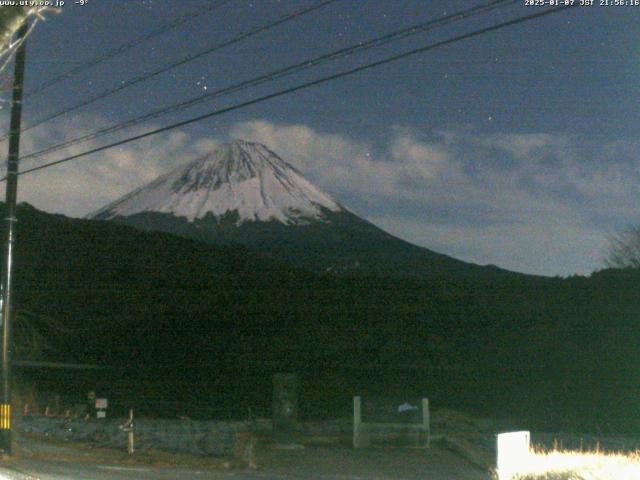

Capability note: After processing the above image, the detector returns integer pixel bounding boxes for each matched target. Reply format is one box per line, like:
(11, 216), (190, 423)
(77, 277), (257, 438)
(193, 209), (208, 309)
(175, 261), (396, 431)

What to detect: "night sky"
(1, 0), (639, 276)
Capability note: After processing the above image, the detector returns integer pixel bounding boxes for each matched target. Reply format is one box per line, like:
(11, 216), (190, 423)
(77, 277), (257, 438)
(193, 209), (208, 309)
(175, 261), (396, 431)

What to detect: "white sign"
(397, 402), (418, 413)
(95, 398), (108, 409)
(496, 431), (530, 480)
(96, 410), (106, 419)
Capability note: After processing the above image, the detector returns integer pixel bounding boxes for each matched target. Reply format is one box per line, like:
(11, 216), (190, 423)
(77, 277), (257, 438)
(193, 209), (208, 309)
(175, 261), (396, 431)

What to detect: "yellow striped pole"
(0, 404), (9, 430)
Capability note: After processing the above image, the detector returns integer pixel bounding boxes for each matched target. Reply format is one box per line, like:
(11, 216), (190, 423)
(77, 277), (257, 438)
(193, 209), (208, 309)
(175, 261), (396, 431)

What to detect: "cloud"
(3, 115), (637, 276)
(479, 132), (569, 160)
(229, 119), (377, 198)
(0, 115), (219, 217)
(227, 120), (640, 275)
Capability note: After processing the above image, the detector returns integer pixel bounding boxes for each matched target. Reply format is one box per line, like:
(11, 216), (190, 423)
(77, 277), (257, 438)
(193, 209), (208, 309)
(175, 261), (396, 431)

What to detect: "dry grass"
(501, 447), (640, 480)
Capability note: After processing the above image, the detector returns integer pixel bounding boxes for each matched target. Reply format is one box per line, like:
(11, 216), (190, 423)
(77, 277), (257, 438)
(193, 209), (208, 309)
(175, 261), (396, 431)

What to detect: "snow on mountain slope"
(90, 140), (342, 225)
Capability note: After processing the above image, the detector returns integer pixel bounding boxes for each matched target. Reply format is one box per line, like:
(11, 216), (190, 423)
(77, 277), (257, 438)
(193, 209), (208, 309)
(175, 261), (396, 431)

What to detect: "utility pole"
(0, 20), (28, 455)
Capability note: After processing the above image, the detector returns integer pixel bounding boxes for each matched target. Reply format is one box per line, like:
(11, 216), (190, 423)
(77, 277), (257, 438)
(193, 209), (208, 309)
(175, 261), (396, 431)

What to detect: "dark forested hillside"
(6, 203), (640, 433)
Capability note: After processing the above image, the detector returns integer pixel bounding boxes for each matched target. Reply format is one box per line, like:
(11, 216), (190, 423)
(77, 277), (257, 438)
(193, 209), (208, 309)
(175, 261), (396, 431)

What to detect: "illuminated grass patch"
(502, 448), (640, 480)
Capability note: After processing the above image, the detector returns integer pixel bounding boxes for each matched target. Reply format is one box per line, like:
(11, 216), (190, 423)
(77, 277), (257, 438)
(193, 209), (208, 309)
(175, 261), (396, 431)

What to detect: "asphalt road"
(0, 451), (491, 480)
(2, 460), (273, 479)
(0, 436), (492, 480)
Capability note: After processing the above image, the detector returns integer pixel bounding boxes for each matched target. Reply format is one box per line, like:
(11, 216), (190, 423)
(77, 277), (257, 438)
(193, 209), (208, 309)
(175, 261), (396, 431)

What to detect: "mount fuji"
(91, 140), (342, 226)
(90, 140), (504, 276)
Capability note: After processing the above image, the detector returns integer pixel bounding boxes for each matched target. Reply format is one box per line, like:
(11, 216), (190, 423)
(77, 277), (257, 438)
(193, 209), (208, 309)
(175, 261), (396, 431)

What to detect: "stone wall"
(18, 416), (352, 456)
(20, 416), (266, 456)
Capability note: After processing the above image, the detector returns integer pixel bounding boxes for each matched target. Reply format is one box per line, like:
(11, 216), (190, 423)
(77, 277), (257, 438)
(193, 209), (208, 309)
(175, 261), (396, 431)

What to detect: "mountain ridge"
(89, 139), (515, 276)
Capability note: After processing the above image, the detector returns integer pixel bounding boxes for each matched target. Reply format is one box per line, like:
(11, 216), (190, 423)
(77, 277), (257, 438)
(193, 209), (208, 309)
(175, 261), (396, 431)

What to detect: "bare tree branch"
(605, 227), (640, 269)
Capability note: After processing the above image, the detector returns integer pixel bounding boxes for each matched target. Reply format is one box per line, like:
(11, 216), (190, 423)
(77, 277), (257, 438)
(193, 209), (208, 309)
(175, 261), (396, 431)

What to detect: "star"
(196, 76), (208, 92)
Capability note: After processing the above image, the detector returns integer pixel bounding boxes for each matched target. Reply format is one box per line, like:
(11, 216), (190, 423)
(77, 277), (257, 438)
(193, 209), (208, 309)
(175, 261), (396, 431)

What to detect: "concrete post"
(272, 373), (299, 446)
(353, 396), (361, 448)
(422, 398), (430, 447)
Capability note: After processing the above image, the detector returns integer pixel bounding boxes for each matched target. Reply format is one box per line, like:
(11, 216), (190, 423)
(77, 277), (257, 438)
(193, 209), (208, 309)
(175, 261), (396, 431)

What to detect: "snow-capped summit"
(90, 140), (342, 225)
(90, 139), (494, 276)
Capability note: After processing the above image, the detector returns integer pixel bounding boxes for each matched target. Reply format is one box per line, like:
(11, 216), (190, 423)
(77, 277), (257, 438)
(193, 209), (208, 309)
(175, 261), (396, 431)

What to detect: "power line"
(6, 5), (576, 182)
(14, 5), (575, 179)
(0, 0), (340, 143)
(20, 0), (518, 165)
(25, 1), (232, 98)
